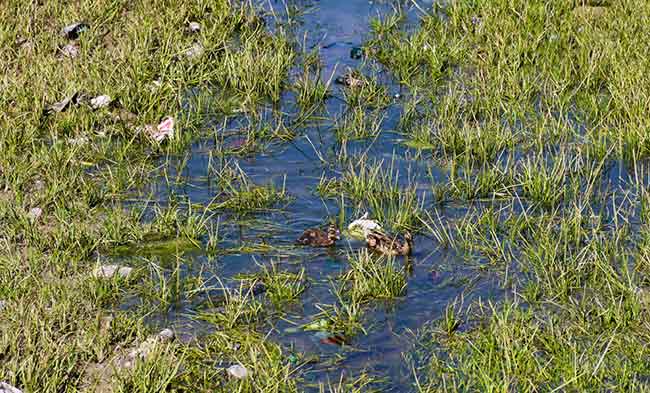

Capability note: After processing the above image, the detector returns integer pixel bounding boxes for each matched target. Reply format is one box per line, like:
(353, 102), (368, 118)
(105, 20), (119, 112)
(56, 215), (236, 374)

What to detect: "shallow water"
(120, 0), (509, 390)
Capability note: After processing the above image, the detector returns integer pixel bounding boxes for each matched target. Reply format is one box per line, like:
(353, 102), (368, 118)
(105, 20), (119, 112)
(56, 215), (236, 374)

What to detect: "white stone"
(188, 22), (201, 33)
(120, 328), (175, 369)
(227, 364), (250, 379)
(94, 265), (133, 279)
(90, 95), (112, 109)
(27, 207), (42, 221)
(60, 43), (80, 58)
(185, 42), (204, 59)
(0, 382), (23, 393)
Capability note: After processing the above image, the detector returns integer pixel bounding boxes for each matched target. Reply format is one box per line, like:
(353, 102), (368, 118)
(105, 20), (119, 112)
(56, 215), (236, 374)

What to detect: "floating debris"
(27, 207), (43, 221)
(335, 72), (365, 88)
(90, 95), (112, 110)
(60, 43), (80, 58)
(227, 364), (250, 379)
(62, 22), (90, 40)
(141, 117), (175, 142)
(313, 331), (346, 346)
(0, 382), (22, 393)
(188, 21), (201, 33)
(347, 212), (382, 239)
(350, 46), (363, 60)
(93, 264), (133, 279)
(185, 42), (204, 59)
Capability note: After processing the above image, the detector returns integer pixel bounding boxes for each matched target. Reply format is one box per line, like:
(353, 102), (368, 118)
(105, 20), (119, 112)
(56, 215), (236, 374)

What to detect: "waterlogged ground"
(5, 0), (650, 392)
(132, 0), (492, 388)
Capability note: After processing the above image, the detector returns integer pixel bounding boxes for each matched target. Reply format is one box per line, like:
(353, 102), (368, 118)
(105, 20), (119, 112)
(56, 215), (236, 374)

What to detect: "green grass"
(7, 0), (650, 391)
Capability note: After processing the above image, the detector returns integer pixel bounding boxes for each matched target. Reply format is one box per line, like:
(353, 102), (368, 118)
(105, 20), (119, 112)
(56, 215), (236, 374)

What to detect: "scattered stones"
(118, 328), (175, 369)
(60, 43), (80, 58)
(27, 207), (43, 221)
(90, 95), (112, 110)
(227, 364), (250, 379)
(188, 21), (201, 33)
(0, 382), (22, 393)
(350, 46), (363, 60)
(185, 42), (205, 59)
(93, 264), (133, 279)
(62, 22), (90, 40)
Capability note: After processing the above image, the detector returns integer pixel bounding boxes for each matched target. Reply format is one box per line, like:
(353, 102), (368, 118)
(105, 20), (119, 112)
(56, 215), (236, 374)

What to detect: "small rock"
(0, 382), (22, 393)
(0, 300), (6, 312)
(350, 47), (363, 60)
(15, 37), (33, 51)
(68, 136), (89, 146)
(185, 42), (204, 59)
(62, 22), (90, 40)
(227, 364), (250, 379)
(188, 21), (201, 33)
(60, 43), (80, 58)
(120, 328), (175, 368)
(90, 95), (112, 110)
(33, 180), (45, 192)
(27, 207), (43, 221)
(93, 264), (133, 279)
(115, 108), (138, 125)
